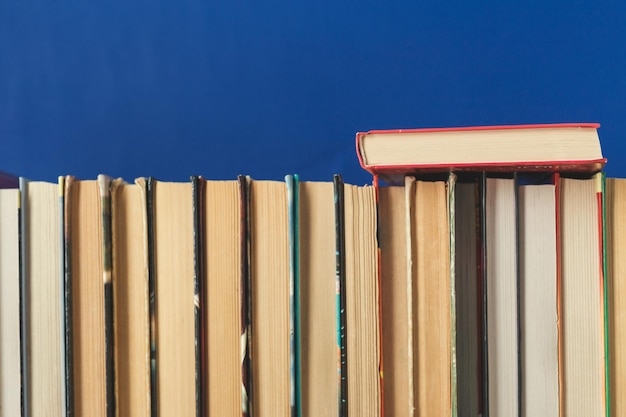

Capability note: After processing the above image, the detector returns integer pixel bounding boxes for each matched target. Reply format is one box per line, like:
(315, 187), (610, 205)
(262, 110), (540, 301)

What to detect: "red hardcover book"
(356, 123), (605, 183)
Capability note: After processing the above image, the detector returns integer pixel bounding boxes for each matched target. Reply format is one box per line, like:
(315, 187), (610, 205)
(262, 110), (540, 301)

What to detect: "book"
(485, 177), (518, 415)
(203, 179), (244, 416)
(378, 183), (411, 416)
(340, 180), (380, 417)
(606, 178), (626, 416)
(356, 123), (605, 183)
(20, 180), (65, 416)
(249, 179), (291, 416)
(286, 175), (300, 417)
(192, 177), (204, 417)
(454, 179), (481, 417)
(518, 178), (559, 416)
(410, 178), (451, 416)
(147, 179), (196, 416)
(560, 175), (606, 416)
(0, 185), (20, 417)
(64, 175), (114, 417)
(298, 180), (338, 417)
(111, 178), (151, 417)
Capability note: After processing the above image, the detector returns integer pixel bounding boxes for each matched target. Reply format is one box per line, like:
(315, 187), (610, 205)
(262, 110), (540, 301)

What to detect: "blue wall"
(2, 1), (625, 184)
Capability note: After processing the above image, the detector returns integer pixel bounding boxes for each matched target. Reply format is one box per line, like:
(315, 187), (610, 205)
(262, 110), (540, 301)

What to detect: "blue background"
(2, 1), (625, 185)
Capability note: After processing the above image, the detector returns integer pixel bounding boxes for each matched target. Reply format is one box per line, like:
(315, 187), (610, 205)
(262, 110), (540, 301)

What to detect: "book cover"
(63, 176), (75, 417)
(18, 178), (30, 417)
(145, 177), (158, 417)
(333, 174), (347, 417)
(98, 174), (115, 417)
(285, 174), (301, 417)
(238, 174), (252, 417)
(191, 176), (205, 417)
(448, 173), (458, 417)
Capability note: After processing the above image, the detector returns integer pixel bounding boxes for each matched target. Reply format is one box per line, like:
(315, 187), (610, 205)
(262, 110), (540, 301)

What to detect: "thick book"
(111, 178), (151, 417)
(378, 183), (411, 416)
(356, 123), (605, 183)
(560, 175), (606, 417)
(21, 180), (65, 417)
(485, 177), (518, 416)
(518, 177), (559, 416)
(340, 179), (380, 417)
(298, 180), (339, 417)
(64, 175), (115, 417)
(0, 185), (20, 417)
(410, 178), (452, 416)
(203, 179), (244, 416)
(249, 179), (291, 416)
(454, 178), (482, 417)
(147, 179), (196, 417)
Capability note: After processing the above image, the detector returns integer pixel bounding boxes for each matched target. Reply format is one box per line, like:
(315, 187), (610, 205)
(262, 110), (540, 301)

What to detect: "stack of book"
(0, 123), (623, 417)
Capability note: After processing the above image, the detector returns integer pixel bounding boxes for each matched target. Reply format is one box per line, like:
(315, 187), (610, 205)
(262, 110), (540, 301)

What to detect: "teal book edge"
(286, 174), (302, 417)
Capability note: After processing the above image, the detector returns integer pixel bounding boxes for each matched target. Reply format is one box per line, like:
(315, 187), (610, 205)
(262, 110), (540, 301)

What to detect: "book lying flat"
(356, 123), (605, 183)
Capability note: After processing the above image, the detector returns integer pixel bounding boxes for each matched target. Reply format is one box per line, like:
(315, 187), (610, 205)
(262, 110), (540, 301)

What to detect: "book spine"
(191, 176), (206, 417)
(480, 172), (489, 417)
(554, 173), (563, 417)
(285, 174), (302, 417)
(404, 176), (415, 416)
(238, 175), (253, 417)
(374, 174), (384, 417)
(333, 174), (348, 417)
(514, 173), (522, 417)
(59, 176), (68, 417)
(98, 175), (115, 417)
(18, 178), (29, 417)
(598, 173), (609, 417)
(64, 176), (75, 417)
(146, 177), (158, 417)
(448, 173), (458, 417)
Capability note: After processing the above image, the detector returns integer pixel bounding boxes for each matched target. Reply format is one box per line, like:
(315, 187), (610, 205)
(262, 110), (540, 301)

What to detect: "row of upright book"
(0, 122), (623, 417)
